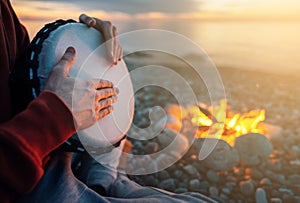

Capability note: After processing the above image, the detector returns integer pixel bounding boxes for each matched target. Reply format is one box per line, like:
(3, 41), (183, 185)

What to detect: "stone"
(278, 188), (294, 196)
(173, 170), (183, 179)
(209, 186), (219, 196)
(234, 133), (273, 166)
(158, 178), (177, 192)
(288, 174), (300, 185)
(245, 168), (264, 180)
(199, 181), (210, 190)
(189, 179), (201, 190)
(174, 188), (188, 193)
(197, 139), (239, 171)
(206, 170), (219, 183)
(157, 170), (170, 180)
(144, 142), (159, 154)
(239, 180), (255, 196)
(260, 178), (272, 186)
(222, 187), (231, 195)
(144, 176), (159, 187)
(270, 198), (283, 203)
(255, 188), (268, 203)
(183, 165), (198, 176)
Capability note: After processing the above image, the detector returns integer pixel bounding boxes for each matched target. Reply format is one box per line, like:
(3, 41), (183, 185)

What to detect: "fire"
(166, 100), (266, 146)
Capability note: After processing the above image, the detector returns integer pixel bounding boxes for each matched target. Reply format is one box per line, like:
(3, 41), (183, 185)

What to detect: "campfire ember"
(166, 99), (267, 146)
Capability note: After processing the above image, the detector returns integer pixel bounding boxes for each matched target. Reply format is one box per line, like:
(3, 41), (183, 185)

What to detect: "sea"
(21, 19), (300, 77)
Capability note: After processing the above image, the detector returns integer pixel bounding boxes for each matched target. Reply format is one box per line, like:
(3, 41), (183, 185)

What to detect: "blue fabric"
(17, 152), (216, 203)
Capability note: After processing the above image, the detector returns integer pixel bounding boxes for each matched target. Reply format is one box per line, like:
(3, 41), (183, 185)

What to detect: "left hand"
(79, 14), (122, 65)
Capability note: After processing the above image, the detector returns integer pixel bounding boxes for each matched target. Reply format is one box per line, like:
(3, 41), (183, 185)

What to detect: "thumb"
(55, 47), (76, 77)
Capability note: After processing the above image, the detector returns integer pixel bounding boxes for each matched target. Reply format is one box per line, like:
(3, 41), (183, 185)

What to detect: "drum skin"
(38, 23), (134, 148)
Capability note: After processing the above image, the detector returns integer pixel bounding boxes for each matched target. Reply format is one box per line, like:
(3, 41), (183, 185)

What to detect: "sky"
(11, 0), (300, 22)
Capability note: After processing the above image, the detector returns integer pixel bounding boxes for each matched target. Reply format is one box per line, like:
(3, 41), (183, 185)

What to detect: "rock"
(173, 170), (183, 179)
(197, 139), (239, 171)
(189, 179), (201, 190)
(264, 170), (286, 184)
(199, 181), (210, 190)
(270, 198), (283, 203)
(206, 170), (219, 183)
(144, 142), (159, 154)
(278, 188), (294, 196)
(222, 187), (231, 195)
(174, 188), (188, 193)
(158, 178), (177, 192)
(288, 174), (300, 185)
(209, 186), (219, 196)
(239, 180), (255, 196)
(144, 176), (159, 187)
(157, 170), (170, 180)
(183, 165), (198, 177)
(255, 188), (268, 203)
(157, 129), (189, 157)
(245, 168), (264, 180)
(234, 133), (273, 166)
(295, 196), (300, 203)
(260, 178), (272, 186)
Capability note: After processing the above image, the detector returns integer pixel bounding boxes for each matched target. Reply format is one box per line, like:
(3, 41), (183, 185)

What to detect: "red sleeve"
(0, 91), (76, 201)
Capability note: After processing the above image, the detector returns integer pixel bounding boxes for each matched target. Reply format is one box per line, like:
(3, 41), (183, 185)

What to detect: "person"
(0, 0), (216, 202)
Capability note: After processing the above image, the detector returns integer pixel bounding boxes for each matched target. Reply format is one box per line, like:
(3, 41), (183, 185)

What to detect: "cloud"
(12, 0), (202, 14)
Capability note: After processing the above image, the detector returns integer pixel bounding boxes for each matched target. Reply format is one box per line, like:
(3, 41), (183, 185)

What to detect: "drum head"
(38, 23), (134, 148)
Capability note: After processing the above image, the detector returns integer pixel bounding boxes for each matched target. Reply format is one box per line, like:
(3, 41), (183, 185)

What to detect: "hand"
(44, 47), (119, 130)
(79, 14), (123, 65)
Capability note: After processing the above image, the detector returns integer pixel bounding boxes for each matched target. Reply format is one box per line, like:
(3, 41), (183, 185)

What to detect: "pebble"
(270, 198), (283, 203)
(198, 139), (239, 171)
(260, 178), (272, 186)
(278, 188), (294, 196)
(206, 170), (219, 183)
(209, 186), (219, 196)
(199, 181), (210, 190)
(255, 188), (268, 203)
(174, 188), (188, 193)
(288, 174), (300, 185)
(157, 170), (170, 180)
(222, 187), (231, 195)
(183, 165), (198, 177)
(189, 179), (201, 190)
(158, 178), (177, 192)
(235, 133), (273, 166)
(144, 142), (159, 154)
(245, 168), (264, 180)
(173, 170), (183, 179)
(239, 180), (255, 196)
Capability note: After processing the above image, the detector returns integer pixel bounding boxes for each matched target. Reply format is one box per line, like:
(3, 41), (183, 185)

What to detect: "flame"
(166, 100), (266, 146)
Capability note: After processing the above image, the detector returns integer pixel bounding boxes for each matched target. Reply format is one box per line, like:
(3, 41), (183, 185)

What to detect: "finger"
(53, 47), (76, 77)
(79, 13), (96, 27)
(94, 19), (114, 62)
(112, 26), (118, 64)
(96, 106), (114, 120)
(90, 79), (114, 89)
(95, 96), (118, 112)
(95, 88), (119, 101)
(117, 46), (123, 62)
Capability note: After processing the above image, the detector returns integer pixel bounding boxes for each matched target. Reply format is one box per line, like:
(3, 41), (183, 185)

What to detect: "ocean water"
(22, 19), (300, 77)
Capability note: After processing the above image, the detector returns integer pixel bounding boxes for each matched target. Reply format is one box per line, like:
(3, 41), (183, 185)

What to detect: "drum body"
(31, 21), (134, 149)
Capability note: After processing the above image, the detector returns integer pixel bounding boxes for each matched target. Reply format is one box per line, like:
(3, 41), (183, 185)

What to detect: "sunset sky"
(11, 0), (300, 22)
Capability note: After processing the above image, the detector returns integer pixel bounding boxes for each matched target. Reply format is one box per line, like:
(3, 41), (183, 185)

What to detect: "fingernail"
(113, 61), (117, 65)
(66, 47), (75, 54)
(118, 58), (121, 61)
(115, 87), (119, 94)
(88, 18), (95, 26)
(109, 106), (114, 111)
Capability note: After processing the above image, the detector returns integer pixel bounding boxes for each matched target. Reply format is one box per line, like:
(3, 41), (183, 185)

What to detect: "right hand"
(44, 47), (119, 130)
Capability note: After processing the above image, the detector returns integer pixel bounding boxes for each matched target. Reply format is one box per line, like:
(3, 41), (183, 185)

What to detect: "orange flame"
(166, 100), (266, 146)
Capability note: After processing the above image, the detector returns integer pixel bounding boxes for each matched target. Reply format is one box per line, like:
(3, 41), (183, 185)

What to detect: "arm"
(0, 47), (118, 202)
